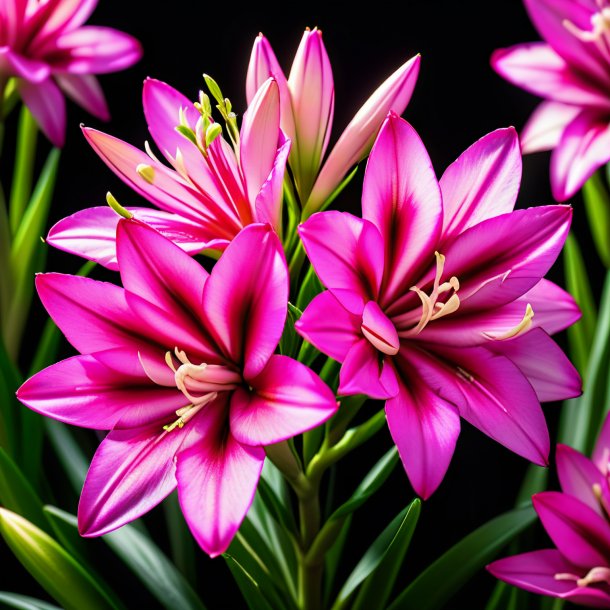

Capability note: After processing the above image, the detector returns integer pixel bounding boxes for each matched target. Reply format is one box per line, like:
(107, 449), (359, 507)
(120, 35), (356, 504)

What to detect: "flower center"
(399, 251), (460, 338)
(555, 566), (610, 588)
(160, 348), (241, 433)
(564, 0), (610, 43)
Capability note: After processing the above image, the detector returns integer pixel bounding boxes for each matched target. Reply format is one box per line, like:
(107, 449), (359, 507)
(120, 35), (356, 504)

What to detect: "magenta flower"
(488, 416), (610, 607)
(296, 113), (581, 499)
(0, 0), (141, 146)
(46, 77), (290, 269)
(492, 0), (610, 201)
(17, 221), (337, 556)
(247, 29), (420, 216)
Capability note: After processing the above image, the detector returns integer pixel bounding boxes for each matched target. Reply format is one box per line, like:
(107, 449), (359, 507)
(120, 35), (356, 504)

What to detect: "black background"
(3, 0), (600, 609)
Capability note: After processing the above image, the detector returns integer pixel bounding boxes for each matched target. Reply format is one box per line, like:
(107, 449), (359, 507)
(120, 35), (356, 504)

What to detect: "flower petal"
(491, 43), (610, 108)
(287, 28), (334, 199)
(55, 73), (109, 120)
(488, 549), (610, 606)
(47, 206), (219, 270)
(176, 403), (265, 557)
(551, 109), (610, 201)
(402, 345), (549, 466)
(488, 329), (581, 403)
(0, 47), (49, 81)
(19, 77), (65, 147)
(299, 211), (384, 314)
(32, 0), (98, 41)
(295, 291), (361, 362)
(439, 128), (521, 241)
(305, 54), (421, 216)
(240, 78), (281, 207)
(386, 373), (460, 499)
(556, 443), (605, 514)
(17, 350), (183, 430)
(78, 421), (189, 536)
(116, 219), (209, 325)
(230, 354), (337, 446)
(246, 33), (295, 147)
(202, 224), (288, 379)
(339, 338), (398, 400)
(521, 101), (581, 154)
(533, 491), (610, 568)
(51, 26), (142, 74)
(362, 114), (442, 307)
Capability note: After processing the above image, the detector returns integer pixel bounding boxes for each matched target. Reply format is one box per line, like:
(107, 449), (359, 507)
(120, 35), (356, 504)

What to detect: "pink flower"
(488, 415), (610, 607)
(46, 77), (290, 269)
(0, 0), (141, 146)
(247, 29), (421, 216)
(491, 0), (610, 201)
(296, 112), (581, 499)
(17, 221), (337, 556)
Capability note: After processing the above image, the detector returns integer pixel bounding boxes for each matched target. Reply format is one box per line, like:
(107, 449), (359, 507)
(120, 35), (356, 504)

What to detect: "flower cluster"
(15, 24), (581, 561)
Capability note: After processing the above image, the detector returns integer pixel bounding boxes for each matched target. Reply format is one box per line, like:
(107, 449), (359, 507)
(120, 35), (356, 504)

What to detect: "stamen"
(563, 6), (610, 42)
(401, 251), (460, 336)
(144, 140), (161, 163)
(577, 566), (610, 587)
(484, 304), (534, 341)
(163, 392), (218, 432)
(136, 164), (155, 184)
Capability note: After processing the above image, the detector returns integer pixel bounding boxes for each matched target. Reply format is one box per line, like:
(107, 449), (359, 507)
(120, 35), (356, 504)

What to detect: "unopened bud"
(205, 123), (223, 148)
(203, 74), (224, 106)
(106, 192), (133, 219)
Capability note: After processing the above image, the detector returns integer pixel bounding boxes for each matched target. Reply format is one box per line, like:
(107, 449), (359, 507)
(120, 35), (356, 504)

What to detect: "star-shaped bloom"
(18, 221), (337, 556)
(0, 0), (141, 145)
(297, 113), (580, 498)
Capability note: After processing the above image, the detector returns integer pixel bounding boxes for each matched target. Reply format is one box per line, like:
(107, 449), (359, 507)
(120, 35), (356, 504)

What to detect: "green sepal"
(0, 508), (120, 610)
(386, 505), (536, 610)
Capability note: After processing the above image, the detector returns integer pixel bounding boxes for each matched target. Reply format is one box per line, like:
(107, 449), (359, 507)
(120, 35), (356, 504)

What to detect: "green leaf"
(279, 303), (302, 359)
(351, 498), (421, 610)
(0, 447), (48, 532)
(44, 420), (89, 493)
(163, 492), (197, 587)
(42, 506), (91, 567)
(515, 463), (548, 508)
(559, 269), (610, 453)
(0, 592), (61, 610)
(224, 555), (275, 610)
(332, 501), (420, 609)
(0, 334), (21, 456)
(330, 447), (400, 521)
(295, 264), (324, 313)
(257, 474), (297, 535)
(9, 106), (38, 235)
(563, 232), (597, 376)
(323, 515), (352, 607)
(0, 508), (119, 610)
(386, 505), (536, 610)
(103, 518), (207, 610)
(584, 170), (610, 267)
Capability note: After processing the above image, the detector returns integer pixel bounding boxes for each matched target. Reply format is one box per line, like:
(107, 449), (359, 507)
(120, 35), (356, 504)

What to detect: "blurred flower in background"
(0, 0), (142, 146)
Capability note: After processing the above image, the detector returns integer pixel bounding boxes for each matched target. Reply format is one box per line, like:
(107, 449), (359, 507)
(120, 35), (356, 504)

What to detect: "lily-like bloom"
(0, 0), (141, 146)
(46, 77), (290, 269)
(492, 0), (610, 201)
(247, 29), (420, 217)
(488, 415), (610, 607)
(296, 112), (581, 499)
(17, 221), (337, 556)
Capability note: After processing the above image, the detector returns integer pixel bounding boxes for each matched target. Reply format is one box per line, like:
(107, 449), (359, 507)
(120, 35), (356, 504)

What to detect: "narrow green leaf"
(257, 475), (297, 534)
(103, 518), (207, 610)
(224, 555), (275, 610)
(295, 264), (324, 312)
(44, 420), (89, 492)
(323, 516), (352, 607)
(563, 232), (597, 376)
(163, 492), (197, 587)
(9, 106), (38, 235)
(515, 463), (548, 508)
(352, 498), (421, 610)
(386, 505), (536, 610)
(583, 170), (610, 267)
(0, 334), (21, 456)
(332, 503), (416, 609)
(559, 270), (610, 453)
(330, 447), (400, 521)
(0, 592), (61, 610)
(318, 165), (359, 213)
(279, 303), (302, 359)
(0, 448), (48, 532)
(303, 425), (325, 466)
(0, 508), (119, 610)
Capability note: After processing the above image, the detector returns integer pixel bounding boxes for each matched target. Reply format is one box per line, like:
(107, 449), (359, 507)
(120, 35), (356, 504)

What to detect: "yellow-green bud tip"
(106, 192), (133, 219)
(136, 164), (155, 184)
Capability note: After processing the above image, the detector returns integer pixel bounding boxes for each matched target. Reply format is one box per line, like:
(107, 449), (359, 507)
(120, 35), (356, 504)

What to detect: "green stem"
(289, 240), (307, 289)
(297, 479), (322, 610)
